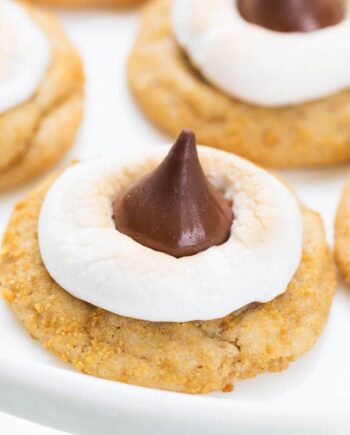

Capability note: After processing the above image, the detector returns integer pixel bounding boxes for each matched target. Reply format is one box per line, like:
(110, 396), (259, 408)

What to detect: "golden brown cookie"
(128, 0), (350, 168)
(335, 177), (350, 284)
(29, 0), (144, 7)
(0, 171), (336, 394)
(0, 2), (84, 191)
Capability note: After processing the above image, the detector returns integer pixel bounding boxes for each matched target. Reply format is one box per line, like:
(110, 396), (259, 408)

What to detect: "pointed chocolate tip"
(170, 129), (198, 163)
(177, 128), (196, 146)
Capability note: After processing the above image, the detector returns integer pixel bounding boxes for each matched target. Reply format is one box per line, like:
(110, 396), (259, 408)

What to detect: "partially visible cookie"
(335, 178), (350, 284)
(128, 0), (350, 168)
(28, 0), (145, 6)
(0, 3), (83, 191)
(0, 171), (336, 394)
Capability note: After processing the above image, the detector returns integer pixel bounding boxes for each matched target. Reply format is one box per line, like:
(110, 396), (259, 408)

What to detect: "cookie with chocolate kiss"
(1, 157), (336, 394)
(128, 0), (350, 168)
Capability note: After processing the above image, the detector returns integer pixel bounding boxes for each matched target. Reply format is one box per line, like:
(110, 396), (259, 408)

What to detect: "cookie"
(0, 171), (336, 394)
(0, 3), (83, 191)
(29, 0), (144, 6)
(335, 177), (350, 284)
(128, 0), (350, 168)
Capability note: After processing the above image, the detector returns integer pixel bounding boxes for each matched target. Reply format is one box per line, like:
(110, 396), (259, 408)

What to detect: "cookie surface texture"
(29, 0), (145, 7)
(335, 177), (350, 284)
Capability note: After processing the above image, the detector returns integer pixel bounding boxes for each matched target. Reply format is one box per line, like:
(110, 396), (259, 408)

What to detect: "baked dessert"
(29, 0), (145, 7)
(0, 0), (84, 191)
(335, 178), (350, 284)
(1, 130), (336, 393)
(128, 0), (350, 168)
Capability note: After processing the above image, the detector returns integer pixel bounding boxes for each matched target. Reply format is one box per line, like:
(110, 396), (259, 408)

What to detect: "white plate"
(0, 7), (350, 435)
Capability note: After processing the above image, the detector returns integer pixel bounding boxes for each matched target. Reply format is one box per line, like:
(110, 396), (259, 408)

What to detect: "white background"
(0, 411), (67, 434)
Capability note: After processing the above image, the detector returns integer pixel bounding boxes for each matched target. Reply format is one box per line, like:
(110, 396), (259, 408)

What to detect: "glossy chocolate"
(237, 0), (345, 32)
(113, 129), (233, 258)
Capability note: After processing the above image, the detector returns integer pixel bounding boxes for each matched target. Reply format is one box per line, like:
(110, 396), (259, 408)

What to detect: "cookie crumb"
(2, 289), (15, 303)
(223, 383), (234, 393)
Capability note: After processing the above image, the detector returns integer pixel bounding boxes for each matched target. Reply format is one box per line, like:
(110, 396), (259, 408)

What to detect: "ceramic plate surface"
(0, 8), (350, 435)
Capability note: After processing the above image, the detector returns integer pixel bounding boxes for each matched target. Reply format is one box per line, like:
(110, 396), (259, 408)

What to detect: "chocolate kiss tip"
(113, 129), (233, 258)
(171, 128), (197, 158)
(176, 128), (196, 145)
(238, 0), (345, 33)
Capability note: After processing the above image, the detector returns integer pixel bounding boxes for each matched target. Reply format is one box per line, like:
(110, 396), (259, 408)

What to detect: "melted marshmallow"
(38, 147), (302, 322)
(0, 0), (51, 113)
(171, 0), (350, 107)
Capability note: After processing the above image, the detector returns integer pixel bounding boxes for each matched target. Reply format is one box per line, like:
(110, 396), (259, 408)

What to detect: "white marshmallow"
(0, 0), (51, 113)
(38, 147), (302, 322)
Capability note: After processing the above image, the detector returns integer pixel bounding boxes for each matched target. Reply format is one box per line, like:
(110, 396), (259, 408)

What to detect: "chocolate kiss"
(113, 129), (233, 258)
(237, 0), (345, 32)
